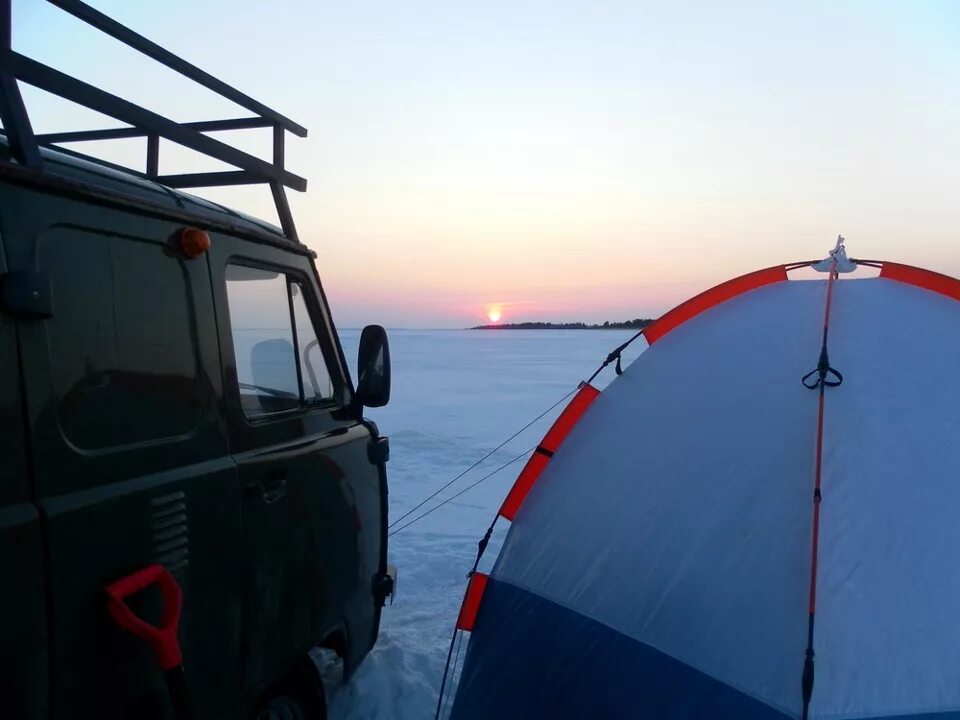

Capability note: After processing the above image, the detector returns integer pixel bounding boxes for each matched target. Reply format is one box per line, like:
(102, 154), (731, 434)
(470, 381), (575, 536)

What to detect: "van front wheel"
(255, 662), (327, 720)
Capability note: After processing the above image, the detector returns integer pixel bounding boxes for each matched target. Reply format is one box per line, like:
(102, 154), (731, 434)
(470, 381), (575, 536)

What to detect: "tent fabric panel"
(449, 578), (795, 720)
(643, 264), (788, 345)
(854, 715), (960, 720)
(491, 279), (829, 714)
(812, 277), (960, 717)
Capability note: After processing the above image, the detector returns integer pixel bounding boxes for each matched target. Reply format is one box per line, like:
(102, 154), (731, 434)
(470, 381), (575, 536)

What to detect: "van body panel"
(2, 183), (244, 718)
(0, 231), (48, 719)
(0, 503), (47, 719)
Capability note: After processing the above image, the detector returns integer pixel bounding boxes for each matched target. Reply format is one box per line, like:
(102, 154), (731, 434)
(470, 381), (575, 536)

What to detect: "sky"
(8, 0), (960, 327)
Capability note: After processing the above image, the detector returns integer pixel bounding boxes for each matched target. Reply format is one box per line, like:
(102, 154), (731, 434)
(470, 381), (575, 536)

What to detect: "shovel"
(105, 564), (192, 720)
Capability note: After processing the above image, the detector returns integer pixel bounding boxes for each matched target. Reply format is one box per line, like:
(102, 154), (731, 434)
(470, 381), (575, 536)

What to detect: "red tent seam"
(644, 265), (788, 345)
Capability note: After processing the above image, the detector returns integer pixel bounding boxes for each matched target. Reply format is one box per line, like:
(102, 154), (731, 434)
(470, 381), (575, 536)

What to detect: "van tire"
(254, 661), (327, 720)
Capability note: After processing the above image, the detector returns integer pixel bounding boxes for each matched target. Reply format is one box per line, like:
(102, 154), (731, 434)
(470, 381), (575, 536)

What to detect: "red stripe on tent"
(540, 384), (601, 450)
(498, 384), (601, 521)
(456, 572), (489, 631)
(643, 265), (788, 345)
(880, 262), (960, 303)
(499, 453), (550, 522)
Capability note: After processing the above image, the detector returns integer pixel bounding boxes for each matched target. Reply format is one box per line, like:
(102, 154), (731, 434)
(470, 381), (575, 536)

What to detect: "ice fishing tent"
(446, 248), (960, 720)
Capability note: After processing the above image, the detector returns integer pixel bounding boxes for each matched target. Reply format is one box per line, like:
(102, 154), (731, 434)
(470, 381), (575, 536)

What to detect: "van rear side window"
(43, 227), (202, 449)
(225, 265), (334, 418)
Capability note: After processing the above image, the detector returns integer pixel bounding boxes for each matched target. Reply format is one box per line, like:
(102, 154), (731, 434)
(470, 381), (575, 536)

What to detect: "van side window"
(225, 265), (334, 418)
(44, 228), (202, 449)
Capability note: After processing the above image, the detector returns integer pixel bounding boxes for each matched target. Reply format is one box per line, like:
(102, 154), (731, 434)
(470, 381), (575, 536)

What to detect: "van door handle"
(259, 474), (288, 505)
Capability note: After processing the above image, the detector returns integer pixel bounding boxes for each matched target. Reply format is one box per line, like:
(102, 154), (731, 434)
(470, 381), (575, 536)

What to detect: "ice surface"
(328, 329), (644, 720)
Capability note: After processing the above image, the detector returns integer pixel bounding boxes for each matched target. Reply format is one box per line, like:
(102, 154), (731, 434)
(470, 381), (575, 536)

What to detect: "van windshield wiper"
(239, 383), (331, 408)
(304, 394), (326, 407)
(238, 382), (298, 399)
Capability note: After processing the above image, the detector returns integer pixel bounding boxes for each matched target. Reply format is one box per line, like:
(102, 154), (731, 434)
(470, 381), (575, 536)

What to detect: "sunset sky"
(11, 0), (960, 327)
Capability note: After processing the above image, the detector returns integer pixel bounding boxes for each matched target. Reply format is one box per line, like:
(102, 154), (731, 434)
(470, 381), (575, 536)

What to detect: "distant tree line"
(472, 318), (654, 330)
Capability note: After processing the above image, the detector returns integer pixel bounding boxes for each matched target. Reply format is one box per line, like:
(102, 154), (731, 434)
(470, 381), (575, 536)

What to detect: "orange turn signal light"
(178, 227), (211, 258)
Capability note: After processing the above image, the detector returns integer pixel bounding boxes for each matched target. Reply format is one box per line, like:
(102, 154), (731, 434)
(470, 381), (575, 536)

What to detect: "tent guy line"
(390, 324), (654, 541)
(387, 388), (577, 532)
(387, 445), (535, 538)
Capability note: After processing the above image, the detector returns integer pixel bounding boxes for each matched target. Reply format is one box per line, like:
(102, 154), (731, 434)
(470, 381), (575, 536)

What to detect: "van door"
(0, 223), (47, 720)
(209, 238), (386, 702)
(2, 183), (244, 718)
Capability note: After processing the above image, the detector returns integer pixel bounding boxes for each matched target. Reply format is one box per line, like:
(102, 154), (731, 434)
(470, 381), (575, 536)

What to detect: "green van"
(0, 1), (393, 717)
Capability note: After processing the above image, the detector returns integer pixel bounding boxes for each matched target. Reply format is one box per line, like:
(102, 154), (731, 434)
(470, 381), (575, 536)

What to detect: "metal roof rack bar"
(35, 117), (275, 144)
(157, 171), (264, 189)
(48, 0), (307, 137)
(8, 53), (308, 191)
(0, 0), (308, 242)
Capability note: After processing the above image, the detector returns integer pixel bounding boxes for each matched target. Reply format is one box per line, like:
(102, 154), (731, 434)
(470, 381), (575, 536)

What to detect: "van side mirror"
(356, 325), (391, 408)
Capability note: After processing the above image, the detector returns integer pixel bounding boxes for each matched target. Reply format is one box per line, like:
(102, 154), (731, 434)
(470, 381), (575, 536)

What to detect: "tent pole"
(800, 237), (844, 718)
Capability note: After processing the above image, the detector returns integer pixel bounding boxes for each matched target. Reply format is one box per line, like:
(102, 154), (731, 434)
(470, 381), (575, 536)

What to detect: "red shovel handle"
(105, 564), (183, 670)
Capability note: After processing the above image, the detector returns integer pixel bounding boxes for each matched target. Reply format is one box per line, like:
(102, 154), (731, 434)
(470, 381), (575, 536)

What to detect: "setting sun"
(487, 307), (502, 323)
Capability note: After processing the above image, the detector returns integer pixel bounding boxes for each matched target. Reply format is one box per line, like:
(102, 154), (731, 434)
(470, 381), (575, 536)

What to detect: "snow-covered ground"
(329, 329), (644, 719)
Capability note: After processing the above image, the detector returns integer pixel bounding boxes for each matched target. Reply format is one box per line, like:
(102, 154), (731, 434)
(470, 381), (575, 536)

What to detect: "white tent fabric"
(450, 269), (960, 720)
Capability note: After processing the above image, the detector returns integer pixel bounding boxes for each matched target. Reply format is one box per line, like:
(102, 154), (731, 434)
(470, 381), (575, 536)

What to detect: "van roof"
(0, 133), (313, 254)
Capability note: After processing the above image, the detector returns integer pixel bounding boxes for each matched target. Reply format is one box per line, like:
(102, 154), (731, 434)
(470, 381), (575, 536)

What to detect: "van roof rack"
(0, 0), (307, 242)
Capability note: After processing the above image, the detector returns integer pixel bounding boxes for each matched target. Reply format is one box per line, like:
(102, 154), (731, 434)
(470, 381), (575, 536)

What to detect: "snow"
(328, 329), (644, 720)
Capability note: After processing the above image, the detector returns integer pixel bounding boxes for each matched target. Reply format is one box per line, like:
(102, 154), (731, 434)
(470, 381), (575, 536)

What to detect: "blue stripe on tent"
(449, 579), (960, 720)
(449, 577), (793, 720)
(875, 716), (960, 720)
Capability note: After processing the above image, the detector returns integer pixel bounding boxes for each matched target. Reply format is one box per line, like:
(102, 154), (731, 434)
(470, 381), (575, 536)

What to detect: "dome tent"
(446, 245), (960, 720)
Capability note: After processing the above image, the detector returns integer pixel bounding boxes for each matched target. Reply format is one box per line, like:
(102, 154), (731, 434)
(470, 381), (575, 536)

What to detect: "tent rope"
(397, 328), (650, 539)
(387, 389), (577, 532)
(439, 631), (465, 720)
(434, 511), (503, 720)
(435, 630), (462, 720)
(587, 328), (646, 383)
(388, 447), (533, 537)
(800, 236), (845, 719)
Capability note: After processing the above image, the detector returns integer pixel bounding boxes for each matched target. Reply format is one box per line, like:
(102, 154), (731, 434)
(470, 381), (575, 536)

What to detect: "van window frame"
(223, 257), (345, 424)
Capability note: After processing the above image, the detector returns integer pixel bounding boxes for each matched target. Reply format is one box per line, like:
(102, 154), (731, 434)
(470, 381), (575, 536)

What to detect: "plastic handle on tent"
(105, 564), (183, 670)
